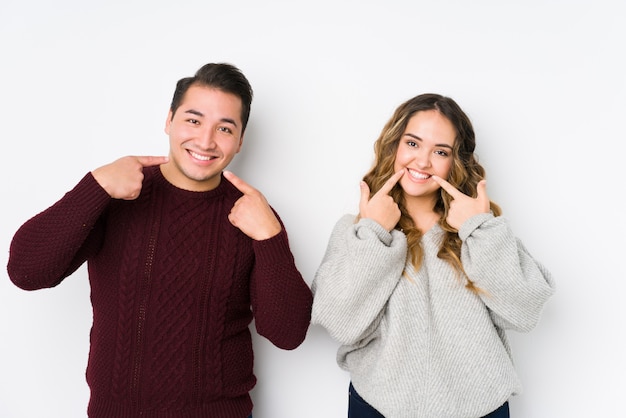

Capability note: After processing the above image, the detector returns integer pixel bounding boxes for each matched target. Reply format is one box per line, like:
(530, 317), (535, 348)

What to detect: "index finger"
(223, 170), (256, 194)
(136, 155), (169, 167)
(378, 169), (405, 196)
(430, 175), (463, 198)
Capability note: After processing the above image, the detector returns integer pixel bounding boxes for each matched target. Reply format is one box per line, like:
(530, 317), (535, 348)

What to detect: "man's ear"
(236, 133), (244, 153)
(164, 110), (173, 134)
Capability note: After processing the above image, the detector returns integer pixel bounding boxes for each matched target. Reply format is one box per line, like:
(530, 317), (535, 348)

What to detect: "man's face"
(161, 85), (244, 191)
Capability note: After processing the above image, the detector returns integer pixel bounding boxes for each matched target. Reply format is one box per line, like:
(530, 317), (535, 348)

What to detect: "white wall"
(1, 1), (624, 417)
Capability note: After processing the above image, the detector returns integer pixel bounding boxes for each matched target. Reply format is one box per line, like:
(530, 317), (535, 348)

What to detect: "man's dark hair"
(170, 63), (253, 133)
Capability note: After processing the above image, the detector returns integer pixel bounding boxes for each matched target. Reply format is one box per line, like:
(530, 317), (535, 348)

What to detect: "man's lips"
(188, 150), (218, 161)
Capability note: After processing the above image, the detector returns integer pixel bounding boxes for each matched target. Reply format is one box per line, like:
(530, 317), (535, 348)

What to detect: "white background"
(1, 1), (624, 417)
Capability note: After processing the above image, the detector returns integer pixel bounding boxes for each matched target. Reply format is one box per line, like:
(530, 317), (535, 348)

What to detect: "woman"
(311, 94), (555, 418)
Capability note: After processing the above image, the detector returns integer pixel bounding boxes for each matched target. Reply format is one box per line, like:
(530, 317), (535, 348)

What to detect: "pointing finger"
(223, 170), (256, 195)
(136, 156), (169, 167)
(359, 181), (371, 212)
(378, 170), (405, 196)
(431, 175), (463, 198)
(475, 179), (489, 204)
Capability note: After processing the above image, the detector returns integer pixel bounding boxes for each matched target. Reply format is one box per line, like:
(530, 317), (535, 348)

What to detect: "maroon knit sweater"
(7, 166), (313, 418)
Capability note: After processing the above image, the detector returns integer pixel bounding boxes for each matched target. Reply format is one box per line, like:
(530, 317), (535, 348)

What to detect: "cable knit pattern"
(7, 166), (313, 418)
(311, 214), (554, 418)
(145, 192), (203, 409)
(110, 199), (145, 402)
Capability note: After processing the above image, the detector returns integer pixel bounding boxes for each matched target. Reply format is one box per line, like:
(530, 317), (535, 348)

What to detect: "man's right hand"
(91, 156), (169, 200)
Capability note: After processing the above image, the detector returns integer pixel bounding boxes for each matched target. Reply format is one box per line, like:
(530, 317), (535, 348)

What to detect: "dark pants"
(348, 382), (510, 418)
(483, 402), (510, 418)
(348, 383), (384, 418)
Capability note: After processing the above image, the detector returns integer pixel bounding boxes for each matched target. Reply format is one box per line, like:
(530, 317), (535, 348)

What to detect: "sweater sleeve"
(250, 219), (313, 350)
(310, 214), (407, 345)
(459, 213), (555, 332)
(7, 173), (112, 290)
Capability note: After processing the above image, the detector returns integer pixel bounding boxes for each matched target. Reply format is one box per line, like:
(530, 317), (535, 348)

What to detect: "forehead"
(178, 85), (243, 122)
(405, 110), (456, 145)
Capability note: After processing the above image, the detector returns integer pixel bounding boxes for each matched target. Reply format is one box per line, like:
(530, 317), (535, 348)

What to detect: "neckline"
(149, 166), (230, 199)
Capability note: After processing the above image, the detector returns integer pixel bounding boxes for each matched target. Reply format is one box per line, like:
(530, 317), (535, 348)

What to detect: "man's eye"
(188, 119), (199, 125)
(218, 126), (232, 134)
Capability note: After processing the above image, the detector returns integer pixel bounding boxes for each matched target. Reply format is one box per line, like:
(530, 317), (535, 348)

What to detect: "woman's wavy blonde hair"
(362, 93), (501, 292)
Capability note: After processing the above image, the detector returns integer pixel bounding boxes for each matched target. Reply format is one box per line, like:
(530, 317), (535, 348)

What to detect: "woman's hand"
(359, 170), (405, 231)
(431, 175), (490, 230)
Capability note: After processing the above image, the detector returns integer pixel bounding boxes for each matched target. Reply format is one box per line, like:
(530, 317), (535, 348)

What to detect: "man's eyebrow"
(184, 109), (204, 117)
(220, 117), (238, 127)
(403, 132), (453, 149)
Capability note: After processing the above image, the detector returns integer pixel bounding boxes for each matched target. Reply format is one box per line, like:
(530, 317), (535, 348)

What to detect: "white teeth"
(189, 151), (214, 161)
(408, 169), (430, 179)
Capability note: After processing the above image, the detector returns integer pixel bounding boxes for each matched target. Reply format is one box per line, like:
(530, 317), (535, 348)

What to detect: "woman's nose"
(414, 150), (431, 168)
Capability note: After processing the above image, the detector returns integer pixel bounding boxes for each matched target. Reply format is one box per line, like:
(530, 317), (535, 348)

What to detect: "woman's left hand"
(431, 175), (490, 230)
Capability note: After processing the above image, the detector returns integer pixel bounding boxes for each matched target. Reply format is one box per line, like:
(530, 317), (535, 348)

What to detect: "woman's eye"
(407, 140), (417, 147)
(435, 150), (449, 157)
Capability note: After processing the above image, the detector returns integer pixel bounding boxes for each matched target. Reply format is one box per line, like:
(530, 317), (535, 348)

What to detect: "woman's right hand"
(358, 169), (405, 231)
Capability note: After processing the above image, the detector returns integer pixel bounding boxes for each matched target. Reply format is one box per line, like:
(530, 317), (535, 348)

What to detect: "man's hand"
(91, 156), (169, 200)
(359, 170), (405, 232)
(223, 171), (282, 240)
(431, 175), (490, 230)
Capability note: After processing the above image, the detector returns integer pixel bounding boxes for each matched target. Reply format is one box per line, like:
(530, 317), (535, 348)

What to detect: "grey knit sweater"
(311, 213), (554, 418)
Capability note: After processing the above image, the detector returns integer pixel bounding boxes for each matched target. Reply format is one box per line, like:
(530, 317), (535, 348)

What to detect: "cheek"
(393, 149), (408, 170)
(167, 124), (189, 142)
(221, 138), (242, 155)
(436, 159), (453, 178)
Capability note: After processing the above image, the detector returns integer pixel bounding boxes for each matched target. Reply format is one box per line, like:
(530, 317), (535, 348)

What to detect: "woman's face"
(393, 110), (456, 203)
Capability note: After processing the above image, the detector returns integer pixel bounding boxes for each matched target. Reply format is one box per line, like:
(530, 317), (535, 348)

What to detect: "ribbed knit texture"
(311, 214), (554, 418)
(8, 166), (313, 418)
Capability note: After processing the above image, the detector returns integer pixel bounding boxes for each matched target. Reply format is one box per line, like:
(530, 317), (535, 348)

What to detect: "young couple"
(7, 62), (554, 418)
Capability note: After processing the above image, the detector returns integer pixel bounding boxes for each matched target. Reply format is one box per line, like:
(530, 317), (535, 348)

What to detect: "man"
(7, 63), (313, 418)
